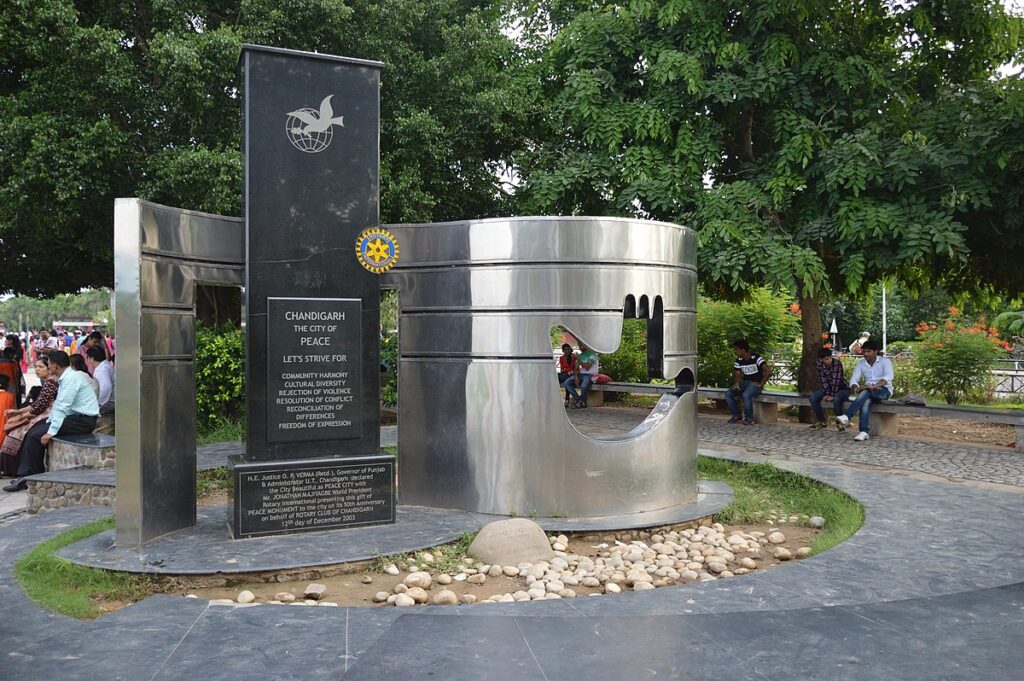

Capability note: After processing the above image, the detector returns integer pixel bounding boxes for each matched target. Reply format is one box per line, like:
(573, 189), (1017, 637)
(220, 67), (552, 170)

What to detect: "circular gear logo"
(356, 228), (400, 274)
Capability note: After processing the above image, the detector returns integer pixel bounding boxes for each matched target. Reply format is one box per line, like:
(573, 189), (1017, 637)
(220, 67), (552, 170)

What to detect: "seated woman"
(556, 343), (577, 406)
(69, 354), (100, 400)
(563, 342), (600, 408)
(1, 355), (58, 477)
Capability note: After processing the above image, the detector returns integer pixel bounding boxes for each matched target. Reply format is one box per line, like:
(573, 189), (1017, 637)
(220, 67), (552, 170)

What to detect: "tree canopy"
(516, 0), (1024, 385)
(0, 0), (525, 296)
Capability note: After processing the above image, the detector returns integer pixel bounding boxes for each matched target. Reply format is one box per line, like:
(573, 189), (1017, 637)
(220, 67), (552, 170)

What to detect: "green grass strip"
(197, 418), (245, 445)
(14, 516), (155, 620)
(698, 455), (864, 554)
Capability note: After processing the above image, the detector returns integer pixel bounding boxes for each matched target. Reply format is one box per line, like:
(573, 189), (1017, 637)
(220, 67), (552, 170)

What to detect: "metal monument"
(113, 46), (698, 547)
(383, 217), (697, 517)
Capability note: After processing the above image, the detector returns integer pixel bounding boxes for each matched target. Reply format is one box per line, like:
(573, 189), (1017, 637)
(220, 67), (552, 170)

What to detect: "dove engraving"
(287, 95), (345, 136)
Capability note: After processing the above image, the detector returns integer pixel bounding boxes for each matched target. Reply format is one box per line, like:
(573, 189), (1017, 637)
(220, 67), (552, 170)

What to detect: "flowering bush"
(913, 310), (1009, 404)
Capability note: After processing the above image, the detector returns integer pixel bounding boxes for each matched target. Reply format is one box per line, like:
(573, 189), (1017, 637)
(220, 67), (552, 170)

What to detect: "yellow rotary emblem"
(356, 228), (400, 274)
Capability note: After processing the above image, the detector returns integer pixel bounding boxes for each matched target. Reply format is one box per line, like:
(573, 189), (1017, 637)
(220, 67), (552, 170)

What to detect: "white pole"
(882, 283), (888, 353)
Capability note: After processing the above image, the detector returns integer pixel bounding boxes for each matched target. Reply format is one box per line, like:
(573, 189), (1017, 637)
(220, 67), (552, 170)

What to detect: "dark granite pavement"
(2, 443), (1024, 680)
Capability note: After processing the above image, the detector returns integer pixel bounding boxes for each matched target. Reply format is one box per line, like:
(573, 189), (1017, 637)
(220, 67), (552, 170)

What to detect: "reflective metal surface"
(383, 216), (698, 517)
(115, 199), (244, 547)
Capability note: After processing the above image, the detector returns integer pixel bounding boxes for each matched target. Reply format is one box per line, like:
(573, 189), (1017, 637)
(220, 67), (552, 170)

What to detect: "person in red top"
(556, 343), (577, 406)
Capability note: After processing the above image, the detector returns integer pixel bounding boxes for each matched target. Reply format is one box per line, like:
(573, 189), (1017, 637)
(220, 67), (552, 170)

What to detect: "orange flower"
(948, 306), (960, 316)
(945, 320), (956, 330)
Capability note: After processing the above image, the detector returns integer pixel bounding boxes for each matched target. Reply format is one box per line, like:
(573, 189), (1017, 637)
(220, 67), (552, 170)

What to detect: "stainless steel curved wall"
(383, 217), (698, 517)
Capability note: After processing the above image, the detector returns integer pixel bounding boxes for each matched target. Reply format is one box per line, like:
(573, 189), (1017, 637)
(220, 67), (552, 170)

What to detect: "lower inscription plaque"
(229, 454), (396, 538)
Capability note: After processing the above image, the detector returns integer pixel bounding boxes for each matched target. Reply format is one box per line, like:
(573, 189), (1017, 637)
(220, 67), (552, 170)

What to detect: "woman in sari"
(1, 356), (58, 477)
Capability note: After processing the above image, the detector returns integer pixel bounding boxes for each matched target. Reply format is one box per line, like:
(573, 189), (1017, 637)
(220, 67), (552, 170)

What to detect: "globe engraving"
(285, 108), (334, 153)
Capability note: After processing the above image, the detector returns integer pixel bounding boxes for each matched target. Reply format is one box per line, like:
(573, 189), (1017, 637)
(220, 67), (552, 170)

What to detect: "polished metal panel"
(115, 199), (244, 548)
(383, 216), (699, 517)
(389, 266), (696, 313)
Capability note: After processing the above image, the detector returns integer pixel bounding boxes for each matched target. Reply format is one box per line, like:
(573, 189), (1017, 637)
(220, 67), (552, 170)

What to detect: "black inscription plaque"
(267, 297), (362, 442)
(230, 454), (396, 538)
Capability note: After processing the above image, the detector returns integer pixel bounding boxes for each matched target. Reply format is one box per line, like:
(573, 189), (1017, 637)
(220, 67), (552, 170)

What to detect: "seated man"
(556, 343), (577, 406)
(563, 343), (599, 408)
(836, 340), (894, 442)
(3, 351), (99, 492)
(808, 349), (850, 429)
(724, 339), (770, 425)
(86, 346), (115, 415)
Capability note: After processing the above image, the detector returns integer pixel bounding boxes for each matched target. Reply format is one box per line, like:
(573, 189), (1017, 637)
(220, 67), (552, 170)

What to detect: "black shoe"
(3, 478), (27, 492)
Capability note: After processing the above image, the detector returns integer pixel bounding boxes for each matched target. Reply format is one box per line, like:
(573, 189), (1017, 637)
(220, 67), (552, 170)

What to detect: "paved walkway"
(2, 446), (1023, 680)
(568, 407), (1024, 488)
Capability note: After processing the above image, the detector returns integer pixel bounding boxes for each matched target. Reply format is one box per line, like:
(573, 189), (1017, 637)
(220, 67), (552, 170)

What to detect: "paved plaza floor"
(1, 408), (1022, 679)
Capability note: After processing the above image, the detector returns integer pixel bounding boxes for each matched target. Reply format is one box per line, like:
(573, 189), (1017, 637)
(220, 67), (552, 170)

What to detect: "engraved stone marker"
(266, 298), (362, 442)
(227, 45), (393, 539)
(467, 518), (555, 566)
(230, 455), (395, 538)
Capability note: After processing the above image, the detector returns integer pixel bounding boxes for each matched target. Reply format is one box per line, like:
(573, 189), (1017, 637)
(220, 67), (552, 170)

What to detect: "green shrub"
(697, 289), (800, 387)
(599, 319), (649, 382)
(195, 323), (244, 432)
(913, 315), (1007, 404)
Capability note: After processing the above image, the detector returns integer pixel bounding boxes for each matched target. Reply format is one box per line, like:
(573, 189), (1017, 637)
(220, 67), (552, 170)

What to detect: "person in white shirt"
(836, 340), (894, 441)
(85, 346), (114, 414)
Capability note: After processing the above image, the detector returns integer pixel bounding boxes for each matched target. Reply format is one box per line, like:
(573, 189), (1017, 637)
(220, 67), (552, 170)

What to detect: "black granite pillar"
(242, 45), (382, 460)
(232, 45), (392, 539)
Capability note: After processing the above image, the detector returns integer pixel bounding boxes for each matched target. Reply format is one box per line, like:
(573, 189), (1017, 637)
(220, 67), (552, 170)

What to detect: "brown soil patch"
(699, 401), (1017, 450)
(197, 489), (230, 508)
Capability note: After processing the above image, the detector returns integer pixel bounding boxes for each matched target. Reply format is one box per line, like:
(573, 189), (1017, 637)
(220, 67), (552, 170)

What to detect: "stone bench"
(26, 468), (115, 514)
(590, 383), (1024, 445)
(48, 432), (116, 471)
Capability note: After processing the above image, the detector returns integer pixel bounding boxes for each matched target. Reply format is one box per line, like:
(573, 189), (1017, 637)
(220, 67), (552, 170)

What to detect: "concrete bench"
(590, 383), (1024, 446)
(48, 432), (116, 471)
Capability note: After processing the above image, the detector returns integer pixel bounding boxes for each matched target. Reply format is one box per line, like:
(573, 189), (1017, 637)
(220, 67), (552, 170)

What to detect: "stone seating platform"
(48, 433), (116, 471)
(24, 440), (244, 515)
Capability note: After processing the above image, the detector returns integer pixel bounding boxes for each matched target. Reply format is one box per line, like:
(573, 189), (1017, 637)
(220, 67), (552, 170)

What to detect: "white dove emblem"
(287, 95), (345, 135)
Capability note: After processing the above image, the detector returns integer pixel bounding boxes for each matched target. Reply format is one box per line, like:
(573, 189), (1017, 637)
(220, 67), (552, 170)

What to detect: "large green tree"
(0, 0), (525, 296)
(517, 0), (1023, 390)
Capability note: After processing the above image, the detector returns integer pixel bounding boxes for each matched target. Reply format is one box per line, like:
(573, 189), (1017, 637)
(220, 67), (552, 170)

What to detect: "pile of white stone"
(205, 583), (343, 606)
(373, 523), (811, 606)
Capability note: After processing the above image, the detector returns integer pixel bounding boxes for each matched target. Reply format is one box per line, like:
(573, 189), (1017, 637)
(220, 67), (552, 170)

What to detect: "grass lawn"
(698, 455), (863, 554)
(14, 516), (155, 620)
(197, 418), (245, 445)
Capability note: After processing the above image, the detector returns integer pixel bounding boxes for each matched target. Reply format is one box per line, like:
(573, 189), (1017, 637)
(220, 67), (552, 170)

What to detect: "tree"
(516, 0), (1023, 392)
(1, 0), (526, 296)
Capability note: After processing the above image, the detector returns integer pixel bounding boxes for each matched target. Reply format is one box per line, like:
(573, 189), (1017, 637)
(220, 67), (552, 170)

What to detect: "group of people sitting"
(557, 342), (602, 408)
(0, 334), (115, 492)
(725, 337), (894, 442)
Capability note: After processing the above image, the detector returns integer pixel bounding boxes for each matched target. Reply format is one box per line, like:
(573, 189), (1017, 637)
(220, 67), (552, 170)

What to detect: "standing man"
(2, 351), (99, 492)
(848, 331), (870, 355)
(836, 340), (894, 441)
(724, 339), (770, 425)
(808, 349), (850, 429)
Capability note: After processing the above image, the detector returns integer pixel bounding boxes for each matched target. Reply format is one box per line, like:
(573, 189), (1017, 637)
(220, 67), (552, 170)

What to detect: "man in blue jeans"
(808, 348), (850, 429)
(724, 339), (770, 425)
(836, 340), (894, 441)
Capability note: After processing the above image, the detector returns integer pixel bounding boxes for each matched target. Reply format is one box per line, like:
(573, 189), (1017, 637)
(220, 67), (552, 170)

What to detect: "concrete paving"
(569, 407), (1024, 488)
(2, 407), (1023, 679)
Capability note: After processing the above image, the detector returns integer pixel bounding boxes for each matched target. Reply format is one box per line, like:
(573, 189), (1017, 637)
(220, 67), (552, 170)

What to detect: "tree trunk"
(797, 291), (824, 423)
